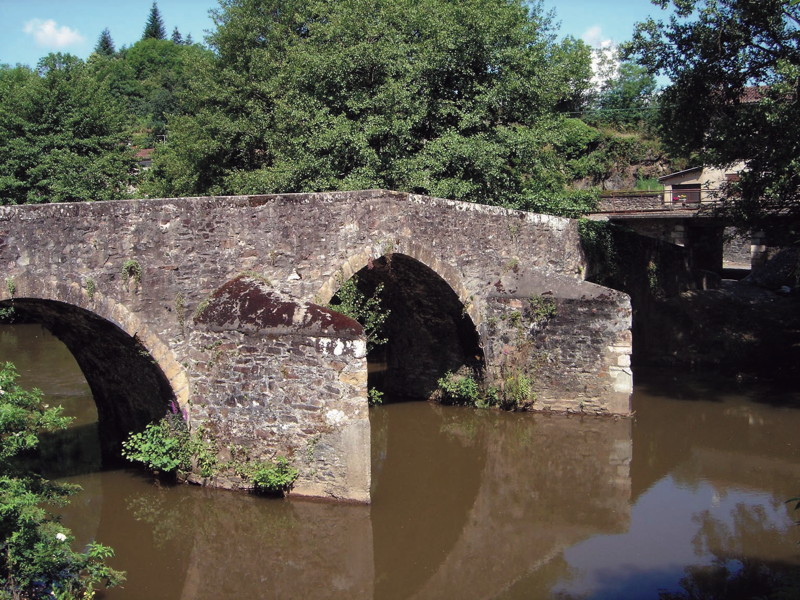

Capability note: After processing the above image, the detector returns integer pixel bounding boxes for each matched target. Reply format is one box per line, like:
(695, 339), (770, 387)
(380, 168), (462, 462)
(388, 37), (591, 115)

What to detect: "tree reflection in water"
(660, 503), (800, 600)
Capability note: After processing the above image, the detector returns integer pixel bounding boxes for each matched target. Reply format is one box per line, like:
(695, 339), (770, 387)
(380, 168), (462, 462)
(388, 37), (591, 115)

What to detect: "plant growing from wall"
(175, 292), (186, 335)
(327, 275), (390, 351)
(368, 387), (384, 406)
(527, 295), (556, 324)
(646, 260), (661, 297)
(246, 457), (298, 496)
(85, 277), (96, 300)
(120, 259), (142, 285)
(121, 410), (190, 474)
(0, 362), (124, 598)
(5, 277), (15, 297)
(578, 218), (621, 285)
(121, 402), (217, 478)
(437, 371), (481, 406)
(500, 371), (534, 410)
(437, 367), (535, 411)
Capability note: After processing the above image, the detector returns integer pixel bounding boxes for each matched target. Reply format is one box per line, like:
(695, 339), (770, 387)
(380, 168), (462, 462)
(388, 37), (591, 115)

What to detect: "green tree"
(94, 27), (116, 57)
(146, 0), (596, 216)
(0, 55), (135, 204)
(171, 26), (183, 44)
(142, 2), (166, 41)
(0, 362), (124, 598)
(113, 39), (210, 145)
(624, 0), (800, 241)
(591, 60), (658, 128)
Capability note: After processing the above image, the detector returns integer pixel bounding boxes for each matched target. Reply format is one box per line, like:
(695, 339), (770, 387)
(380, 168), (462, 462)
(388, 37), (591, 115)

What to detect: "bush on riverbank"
(0, 362), (124, 599)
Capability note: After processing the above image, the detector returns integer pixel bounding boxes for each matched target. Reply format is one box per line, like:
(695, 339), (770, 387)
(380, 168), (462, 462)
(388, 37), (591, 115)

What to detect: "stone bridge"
(0, 190), (632, 502)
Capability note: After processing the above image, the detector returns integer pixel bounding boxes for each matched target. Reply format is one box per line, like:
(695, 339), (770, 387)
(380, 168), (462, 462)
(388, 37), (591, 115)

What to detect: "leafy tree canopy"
(590, 59), (658, 128)
(0, 55), (136, 204)
(145, 0), (598, 216)
(624, 0), (800, 240)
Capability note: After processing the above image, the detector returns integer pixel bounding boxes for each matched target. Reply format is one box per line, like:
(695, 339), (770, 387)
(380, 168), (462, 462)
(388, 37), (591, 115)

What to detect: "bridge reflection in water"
(57, 404), (631, 599)
(6, 324), (800, 599)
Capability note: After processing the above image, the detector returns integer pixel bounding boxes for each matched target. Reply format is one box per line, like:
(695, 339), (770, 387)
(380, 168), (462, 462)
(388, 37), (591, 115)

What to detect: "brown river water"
(2, 323), (800, 599)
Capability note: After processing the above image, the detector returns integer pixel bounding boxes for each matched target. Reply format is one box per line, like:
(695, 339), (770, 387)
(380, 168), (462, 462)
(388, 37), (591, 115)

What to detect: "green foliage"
(437, 369), (533, 410)
(121, 411), (189, 473)
(437, 371), (481, 406)
(588, 60), (658, 129)
(85, 278), (96, 300)
(368, 387), (384, 406)
(0, 56), (136, 205)
(527, 295), (556, 324)
(4, 278), (15, 297)
(500, 371), (534, 410)
(624, 0), (800, 240)
(647, 260), (661, 297)
(245, 457), (298, 496)
(94, 28), (116, 57)
(147, 0), (599, 217)
(121, 259), (142, 284)
(142, 2), (167, 41)
(328, 275), (390, 351)
(635, 177), (663, 192)
(0, 362), (124, 598)
(578, 218), (621, 285)
(121, 406), (217, 478)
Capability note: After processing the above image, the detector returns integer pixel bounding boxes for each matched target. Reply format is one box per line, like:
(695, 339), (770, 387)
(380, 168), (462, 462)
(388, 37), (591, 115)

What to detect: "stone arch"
(0, 273), (188, 460)
(317, 241), (485, 400)
(316, 237), (482, 328)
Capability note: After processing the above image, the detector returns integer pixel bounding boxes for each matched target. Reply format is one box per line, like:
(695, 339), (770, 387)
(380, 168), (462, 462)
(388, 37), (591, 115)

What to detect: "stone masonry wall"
(0, 190), (633, 501)
(596, 192), (664, 212)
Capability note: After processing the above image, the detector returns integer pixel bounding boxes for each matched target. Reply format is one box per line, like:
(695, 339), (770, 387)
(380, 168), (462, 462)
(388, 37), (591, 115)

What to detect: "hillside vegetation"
(0, 0), (674, 216)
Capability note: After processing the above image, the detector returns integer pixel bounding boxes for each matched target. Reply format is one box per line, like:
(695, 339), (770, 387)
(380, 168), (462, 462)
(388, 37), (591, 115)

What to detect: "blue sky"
(0, 0), (672, 69)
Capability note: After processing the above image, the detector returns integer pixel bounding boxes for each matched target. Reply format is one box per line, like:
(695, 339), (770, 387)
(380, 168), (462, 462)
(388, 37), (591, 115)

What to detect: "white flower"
(55, 532), (67, 542)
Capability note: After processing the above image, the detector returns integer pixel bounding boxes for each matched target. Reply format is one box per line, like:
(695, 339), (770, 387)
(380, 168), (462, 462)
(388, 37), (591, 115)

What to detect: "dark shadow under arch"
(0, 298), (175, 462)
(338, 253), (484, 400)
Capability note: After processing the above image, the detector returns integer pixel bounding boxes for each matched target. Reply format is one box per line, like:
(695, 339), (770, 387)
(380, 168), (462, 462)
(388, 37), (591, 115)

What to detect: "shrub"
(327, 275), (390, 351)
(121, 410), (190, 474)
(0, 362), (124, 598)
(437, 371), (481, 405)
(247, 457), (298, 496)
(120, 259), (142, 285)
(121, 404), (217, 477)
(500, 372), (534, 410)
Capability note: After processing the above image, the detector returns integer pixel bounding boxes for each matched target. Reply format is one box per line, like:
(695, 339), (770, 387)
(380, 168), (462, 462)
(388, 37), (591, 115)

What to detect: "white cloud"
(23, 19), (85, 49)
(581, 25), (619, 89)
(582, 25), (607, 48)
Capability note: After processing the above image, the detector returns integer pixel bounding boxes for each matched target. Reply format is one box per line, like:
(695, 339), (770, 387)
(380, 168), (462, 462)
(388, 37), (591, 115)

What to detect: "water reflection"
(555, 369), (800, 599)
(371, 405), (631, 600)
(2, 324), (800, 598)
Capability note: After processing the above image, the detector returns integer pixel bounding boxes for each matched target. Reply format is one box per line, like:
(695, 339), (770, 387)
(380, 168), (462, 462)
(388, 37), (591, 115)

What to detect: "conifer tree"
(171, 26), (183, 44)
(185, 33), (194, 45)
(142, 2), (166, 40)
(94, 28), (116, 56)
